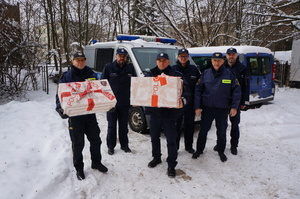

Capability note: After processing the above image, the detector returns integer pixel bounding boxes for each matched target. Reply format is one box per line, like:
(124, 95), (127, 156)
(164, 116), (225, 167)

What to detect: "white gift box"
(130, 75), (182, 108)
(58, 79), (116, 117)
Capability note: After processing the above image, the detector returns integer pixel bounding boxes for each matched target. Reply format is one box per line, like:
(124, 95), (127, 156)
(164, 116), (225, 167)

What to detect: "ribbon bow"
(61, 80), (115, 111)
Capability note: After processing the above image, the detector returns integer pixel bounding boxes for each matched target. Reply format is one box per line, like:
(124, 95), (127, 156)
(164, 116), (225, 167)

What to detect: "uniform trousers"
(176, 104), (195, 150)
(150, 117), (178, 168)
(106, 105), (129, 149)
(68, 114), (102, 170)
(229, 107), (241, 148)
(195, 107), (229, 153)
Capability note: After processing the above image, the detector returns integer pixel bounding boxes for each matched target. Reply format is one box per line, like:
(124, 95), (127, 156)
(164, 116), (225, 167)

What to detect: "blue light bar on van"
(116, 35), (176, 44)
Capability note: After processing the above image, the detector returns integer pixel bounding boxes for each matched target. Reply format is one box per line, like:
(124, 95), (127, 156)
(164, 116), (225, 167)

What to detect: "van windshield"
(132, 48), (179, 73)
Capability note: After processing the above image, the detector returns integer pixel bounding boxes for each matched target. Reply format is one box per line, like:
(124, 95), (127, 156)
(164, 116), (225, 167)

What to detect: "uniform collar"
(225, 60), (238, 68)
(212, 65), (225, 77)
(71, 64), (87, 74)
(176, 60), (190, 70)
(150, 65), (172, 76)
(113, 60), (128, 71)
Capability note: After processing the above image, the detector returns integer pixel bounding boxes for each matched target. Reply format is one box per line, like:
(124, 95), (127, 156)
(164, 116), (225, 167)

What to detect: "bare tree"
(58, 0), (70, 68)
(2, 0), (299, 102)
(0, 1), (46, 103)
(243, 0), (300, 50)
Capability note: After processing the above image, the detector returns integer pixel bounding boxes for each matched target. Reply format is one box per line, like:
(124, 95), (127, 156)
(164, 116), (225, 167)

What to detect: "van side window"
(248, 57), (271, 76)
(96, 48), (114, 72)
(191, 56), (212, 72)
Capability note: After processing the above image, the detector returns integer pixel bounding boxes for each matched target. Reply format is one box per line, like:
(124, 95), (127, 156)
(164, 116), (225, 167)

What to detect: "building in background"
(290, 37), (300, 88)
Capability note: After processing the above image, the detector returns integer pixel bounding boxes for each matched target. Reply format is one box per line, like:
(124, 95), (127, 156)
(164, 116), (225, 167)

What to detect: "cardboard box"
(130, 75), (182, 108)
(58, 79), (116, 117)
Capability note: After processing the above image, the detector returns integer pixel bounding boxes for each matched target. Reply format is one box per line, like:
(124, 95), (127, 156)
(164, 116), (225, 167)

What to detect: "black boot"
(218, 152), (227, 162)
(148, 158), (162, 168)
(76, 168), (85, 180)
(192, 151), (203, 159)
(185, 148), (195, 154)
(108, 148), (114, 155)
(230, 147), (238, 155)
(213, 145), (218, 151)
(167, 167), (176, 177)
(121, 146), (132, 153)
(92, 163), (108, 173)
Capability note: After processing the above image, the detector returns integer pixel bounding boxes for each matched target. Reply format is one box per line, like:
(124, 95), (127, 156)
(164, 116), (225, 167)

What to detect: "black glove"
(107, 107), (116, 113)
(56, 108), (69, 119)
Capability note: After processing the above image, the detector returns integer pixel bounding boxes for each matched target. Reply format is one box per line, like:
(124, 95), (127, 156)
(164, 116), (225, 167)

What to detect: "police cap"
(211, 52), (224, 59)
(116, 48), (128, 55)
(73, 52), (86, 60)
(226, 47), (237, 54)
(178, 48), (189, 55)
(156, 52), (169, 60)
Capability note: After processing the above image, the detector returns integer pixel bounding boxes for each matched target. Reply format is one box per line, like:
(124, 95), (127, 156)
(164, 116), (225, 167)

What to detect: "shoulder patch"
(235, 78), (240, 86)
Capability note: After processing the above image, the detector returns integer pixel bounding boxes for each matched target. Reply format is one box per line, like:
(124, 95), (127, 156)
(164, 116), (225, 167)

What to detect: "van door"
(245, 53), (273, 98)
(95, 48), (114, 72)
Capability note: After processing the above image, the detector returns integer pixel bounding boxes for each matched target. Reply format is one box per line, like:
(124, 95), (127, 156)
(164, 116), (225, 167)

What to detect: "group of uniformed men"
(56, 47), (249, 180)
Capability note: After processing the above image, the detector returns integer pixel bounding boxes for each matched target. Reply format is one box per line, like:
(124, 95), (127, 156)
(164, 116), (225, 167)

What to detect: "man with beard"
(101, 48), (136, 155)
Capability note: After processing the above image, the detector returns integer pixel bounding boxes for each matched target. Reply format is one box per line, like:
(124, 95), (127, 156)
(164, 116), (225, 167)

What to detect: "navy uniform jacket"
(101, 61), (136, 106)
(224, 60), (250, 106)
(172, 60), (201, 106)
(194, 66), (241, 110)
(56, 65), (97, 110)
(145, 66), (184, 119)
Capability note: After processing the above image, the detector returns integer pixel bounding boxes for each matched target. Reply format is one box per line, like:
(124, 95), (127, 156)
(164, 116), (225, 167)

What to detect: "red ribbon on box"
(61, 80), (115, 111)
(151, 75), (167, 107)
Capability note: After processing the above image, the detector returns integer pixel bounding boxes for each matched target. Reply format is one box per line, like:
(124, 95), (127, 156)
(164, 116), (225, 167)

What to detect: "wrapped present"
(58, 79), (116, 117)
(130, 74), (182, 108)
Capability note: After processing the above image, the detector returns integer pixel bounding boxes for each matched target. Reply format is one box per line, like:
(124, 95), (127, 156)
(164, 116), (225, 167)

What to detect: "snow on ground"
(0, 83), (299, 199)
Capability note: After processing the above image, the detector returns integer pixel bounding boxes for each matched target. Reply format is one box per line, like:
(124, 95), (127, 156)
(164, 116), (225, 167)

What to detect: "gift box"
(58, 79), (116, 117)
(130, 75), (182, 108)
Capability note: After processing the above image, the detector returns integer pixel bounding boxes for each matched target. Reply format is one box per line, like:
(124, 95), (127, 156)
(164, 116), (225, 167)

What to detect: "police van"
(188, 46), (275, 105)
(84, 35), (196, 133)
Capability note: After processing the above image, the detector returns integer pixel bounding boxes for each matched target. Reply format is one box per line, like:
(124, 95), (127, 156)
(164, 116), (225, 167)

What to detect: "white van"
(85, 35), (182, 78)
(84, 35), (196, 133)
(188, 46), (275, 105)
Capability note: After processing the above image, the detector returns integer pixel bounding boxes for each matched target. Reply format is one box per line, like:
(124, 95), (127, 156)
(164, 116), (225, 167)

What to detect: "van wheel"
(129, 107), (147, 133)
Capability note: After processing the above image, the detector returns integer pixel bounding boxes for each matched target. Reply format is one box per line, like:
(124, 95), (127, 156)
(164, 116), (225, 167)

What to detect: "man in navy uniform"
(192, 52), (241, 162)
(172, 48), (200, 154)
(101, 48), (136, 155)
(56, 52), (108, 181)
(215, 47), (249, 155)
(145, 52), (185, 177)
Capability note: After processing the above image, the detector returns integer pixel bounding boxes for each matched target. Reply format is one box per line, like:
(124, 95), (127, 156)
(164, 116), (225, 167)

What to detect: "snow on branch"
(245, 10), (300, 20)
